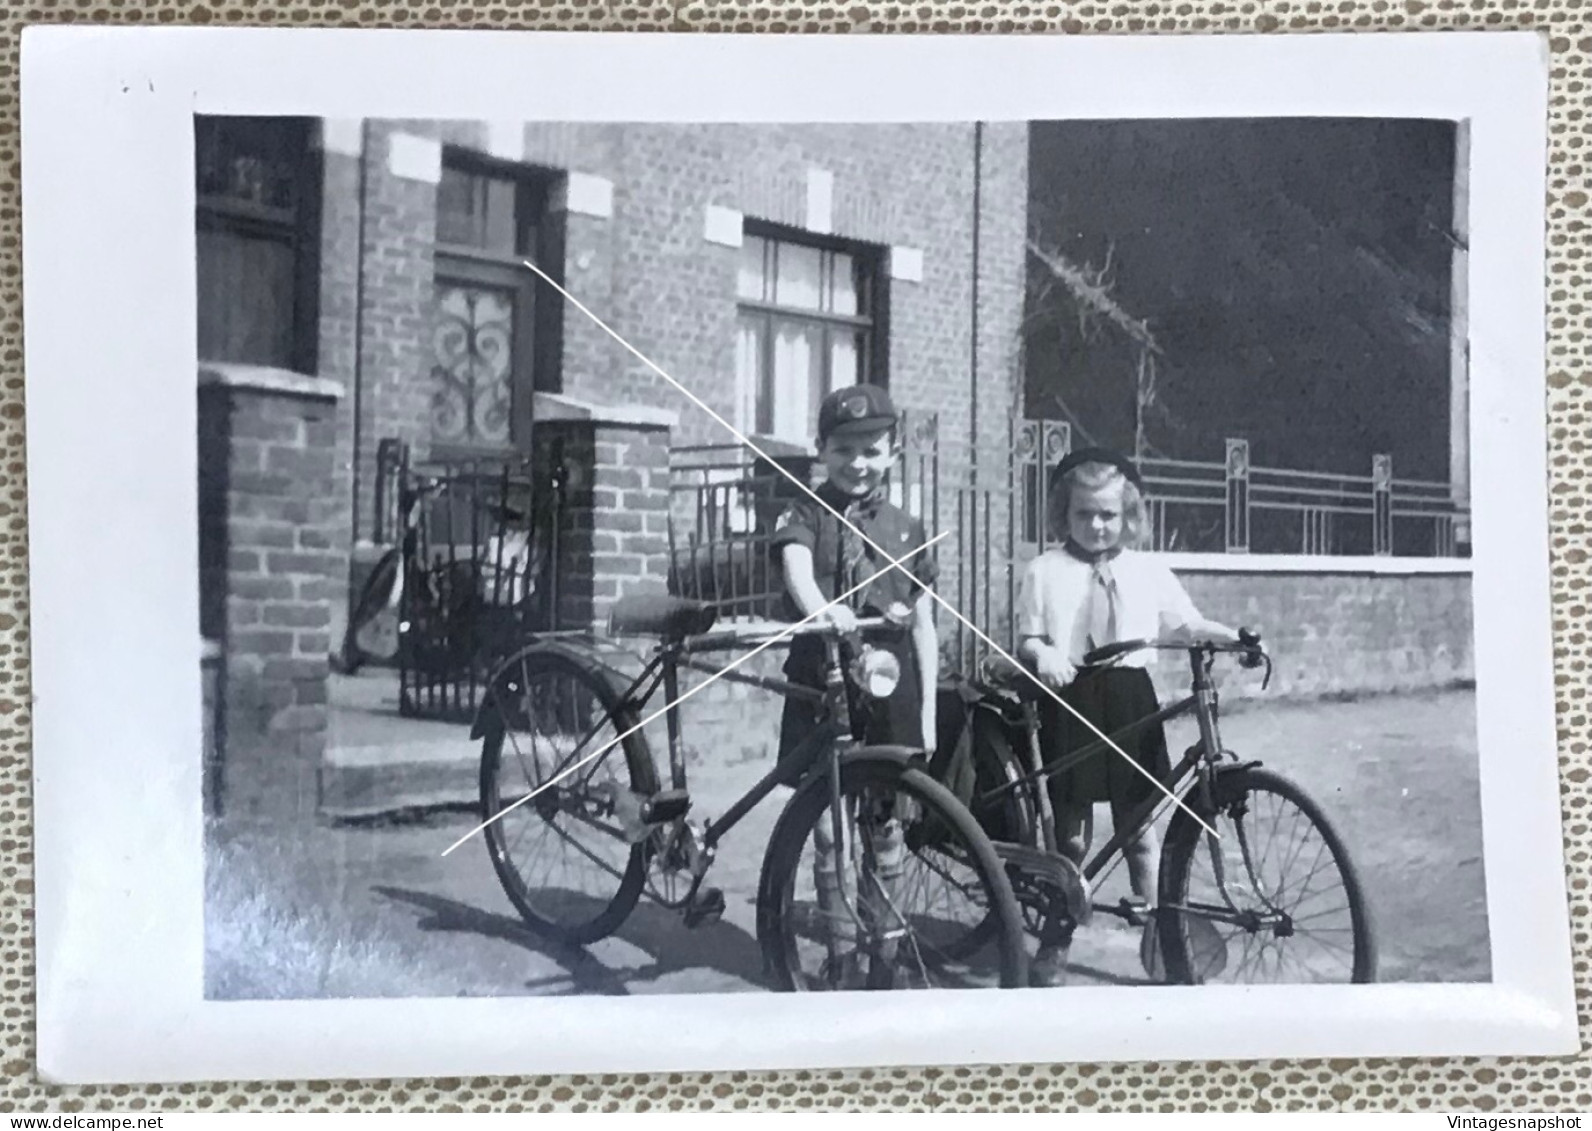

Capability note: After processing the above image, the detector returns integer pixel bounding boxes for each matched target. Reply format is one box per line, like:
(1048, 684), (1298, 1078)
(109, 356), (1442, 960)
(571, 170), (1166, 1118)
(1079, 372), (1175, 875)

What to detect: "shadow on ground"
(374, 884), (772, 994)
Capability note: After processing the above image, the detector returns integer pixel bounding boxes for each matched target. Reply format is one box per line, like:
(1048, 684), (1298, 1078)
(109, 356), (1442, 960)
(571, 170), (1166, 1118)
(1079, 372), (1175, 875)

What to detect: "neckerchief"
(820, 480), (887, 606)
(1064, 539), (1122, 651)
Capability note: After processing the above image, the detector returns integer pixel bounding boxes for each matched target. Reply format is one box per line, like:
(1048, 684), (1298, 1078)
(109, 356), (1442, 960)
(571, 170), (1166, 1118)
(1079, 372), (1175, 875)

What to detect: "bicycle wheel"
(756, 753), (1027, 991)
(479, 648), (660, 946)
(1157, 766), (1376, 985)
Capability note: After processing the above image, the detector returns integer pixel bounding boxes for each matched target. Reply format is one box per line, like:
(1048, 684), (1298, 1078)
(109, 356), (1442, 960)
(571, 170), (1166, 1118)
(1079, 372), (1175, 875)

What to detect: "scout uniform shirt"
(1016, 544), (1199, 804)
(770, 480), (937, 764)
(1016, 546), (1203, 669)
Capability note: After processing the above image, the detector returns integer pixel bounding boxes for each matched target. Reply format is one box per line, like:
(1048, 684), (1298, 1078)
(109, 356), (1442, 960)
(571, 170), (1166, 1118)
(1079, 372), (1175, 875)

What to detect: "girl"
(1016, 447), (1241, 986)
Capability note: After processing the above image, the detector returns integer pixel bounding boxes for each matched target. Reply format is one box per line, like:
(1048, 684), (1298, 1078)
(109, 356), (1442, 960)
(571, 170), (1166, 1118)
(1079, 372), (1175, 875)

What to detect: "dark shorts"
(776, 635), (925, 784)
(1039, 666), (1172, 808)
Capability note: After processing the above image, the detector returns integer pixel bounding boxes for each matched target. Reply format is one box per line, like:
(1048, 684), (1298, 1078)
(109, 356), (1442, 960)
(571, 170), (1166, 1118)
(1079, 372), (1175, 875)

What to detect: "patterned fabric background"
(2, 2), (1587, 1112)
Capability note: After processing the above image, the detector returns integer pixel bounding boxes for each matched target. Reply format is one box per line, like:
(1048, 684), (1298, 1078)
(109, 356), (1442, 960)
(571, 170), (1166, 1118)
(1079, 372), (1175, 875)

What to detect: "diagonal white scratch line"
(442, 530), (948, 857)
(520, 258), (1218, 841)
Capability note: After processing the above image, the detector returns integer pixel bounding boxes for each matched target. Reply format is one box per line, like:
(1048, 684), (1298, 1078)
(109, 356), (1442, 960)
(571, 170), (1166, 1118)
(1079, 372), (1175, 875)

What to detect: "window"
(430, 157), (551, 454)
(194, 116), (319, 373)
(735, 229), (883, 445)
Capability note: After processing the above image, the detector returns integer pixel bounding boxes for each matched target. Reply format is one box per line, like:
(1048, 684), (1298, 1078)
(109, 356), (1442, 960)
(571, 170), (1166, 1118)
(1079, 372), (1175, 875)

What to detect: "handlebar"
(1080, 630), (1266, 670)
(979, 628), (1271, 694)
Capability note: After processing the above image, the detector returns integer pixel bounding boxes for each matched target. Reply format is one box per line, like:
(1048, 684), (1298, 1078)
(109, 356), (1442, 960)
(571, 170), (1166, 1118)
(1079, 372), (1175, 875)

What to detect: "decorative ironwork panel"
(1372, 453), (1394, 556)
(1015, 420), (1040, 467)
(1041, 420), (1072, 466)
(1225, 437), (1251, 553)
(431, 282), (515, 447)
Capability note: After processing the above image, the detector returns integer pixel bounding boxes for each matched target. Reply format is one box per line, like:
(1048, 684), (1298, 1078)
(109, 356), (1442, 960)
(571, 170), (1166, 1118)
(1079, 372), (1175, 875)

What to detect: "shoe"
(1029, 944), (1070, 988)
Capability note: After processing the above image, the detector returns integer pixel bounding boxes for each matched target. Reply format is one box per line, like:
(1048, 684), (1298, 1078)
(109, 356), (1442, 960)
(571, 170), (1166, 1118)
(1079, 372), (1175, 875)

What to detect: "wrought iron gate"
(376, 439), (562, 723)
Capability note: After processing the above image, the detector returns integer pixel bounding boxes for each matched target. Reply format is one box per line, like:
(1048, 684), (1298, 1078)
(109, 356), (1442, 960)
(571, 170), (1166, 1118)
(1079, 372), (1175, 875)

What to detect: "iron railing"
(1140, 440), (1469, 557)
(665, 418), (1471, 680)
(666, 412), (943, 621)
(377, 439), (562, 723)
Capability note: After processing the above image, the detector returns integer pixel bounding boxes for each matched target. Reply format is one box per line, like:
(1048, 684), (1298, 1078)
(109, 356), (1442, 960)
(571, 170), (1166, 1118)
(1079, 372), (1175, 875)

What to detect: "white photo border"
(21, 27), (1571, 1084)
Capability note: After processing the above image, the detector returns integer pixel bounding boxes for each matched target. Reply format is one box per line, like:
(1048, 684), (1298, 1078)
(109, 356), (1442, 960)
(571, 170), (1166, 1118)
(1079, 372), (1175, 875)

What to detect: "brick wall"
(199, 365), (346, 822)
(534, 398), (677, 630)
(326, 120), (1027, 623)
(312, 125), (362, 647)
(1173, 568), (1475, 701)
(354, 122), (442, 541)
(526, 121), (1028, 459)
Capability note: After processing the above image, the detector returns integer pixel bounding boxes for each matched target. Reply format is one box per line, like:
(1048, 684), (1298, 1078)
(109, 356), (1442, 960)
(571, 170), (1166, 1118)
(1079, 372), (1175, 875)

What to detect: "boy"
(771, 384), (939, 776)
(770, 385), (939, 984)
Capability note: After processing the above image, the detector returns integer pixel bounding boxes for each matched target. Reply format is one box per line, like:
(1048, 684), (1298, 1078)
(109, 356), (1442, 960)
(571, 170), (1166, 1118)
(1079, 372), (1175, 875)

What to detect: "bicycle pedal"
(683, 887), (726, 929)
(641, 788), (691, 825)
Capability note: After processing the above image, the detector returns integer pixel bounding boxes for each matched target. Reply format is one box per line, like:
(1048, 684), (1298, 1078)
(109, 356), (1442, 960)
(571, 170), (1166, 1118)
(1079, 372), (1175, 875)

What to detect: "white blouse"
(1016, 548), (1205, 669)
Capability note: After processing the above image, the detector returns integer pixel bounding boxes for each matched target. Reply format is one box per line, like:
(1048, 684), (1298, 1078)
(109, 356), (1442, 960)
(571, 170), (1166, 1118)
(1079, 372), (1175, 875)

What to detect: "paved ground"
(206, 688), (1489, 999)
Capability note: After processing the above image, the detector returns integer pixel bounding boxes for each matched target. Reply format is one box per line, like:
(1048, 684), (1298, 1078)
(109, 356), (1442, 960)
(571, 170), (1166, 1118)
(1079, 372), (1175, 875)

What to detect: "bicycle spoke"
(482, 654), (649, 944)
(772, 770), (1014, 992)
(1170, 772), (1366, 986)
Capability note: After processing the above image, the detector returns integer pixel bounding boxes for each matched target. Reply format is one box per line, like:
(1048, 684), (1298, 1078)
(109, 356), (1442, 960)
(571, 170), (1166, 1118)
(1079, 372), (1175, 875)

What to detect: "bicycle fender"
(467, 637), (636, 740)
(1200, 759), (1267, 806)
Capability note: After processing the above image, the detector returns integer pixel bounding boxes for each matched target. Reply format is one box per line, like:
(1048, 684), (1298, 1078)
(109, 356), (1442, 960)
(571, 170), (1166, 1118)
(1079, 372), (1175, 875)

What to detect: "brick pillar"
(199, 364), (346, 824)
(533, 393), (676, 631)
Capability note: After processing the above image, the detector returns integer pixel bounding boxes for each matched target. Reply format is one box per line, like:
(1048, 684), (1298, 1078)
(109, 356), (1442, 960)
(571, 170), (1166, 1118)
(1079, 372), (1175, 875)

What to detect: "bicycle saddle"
(608, 594), (719, 639)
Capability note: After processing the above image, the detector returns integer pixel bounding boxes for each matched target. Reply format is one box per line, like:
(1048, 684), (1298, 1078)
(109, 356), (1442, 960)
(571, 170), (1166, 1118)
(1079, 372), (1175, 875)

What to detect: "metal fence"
(1141, 440), (1468, 558)
(377, 439), (562, 723)
(665, 418), (1471, 677)
(666, 411), (942, 621)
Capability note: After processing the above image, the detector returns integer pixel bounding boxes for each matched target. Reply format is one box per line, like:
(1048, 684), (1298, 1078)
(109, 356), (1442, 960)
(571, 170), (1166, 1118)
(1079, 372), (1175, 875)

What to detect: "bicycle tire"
(929, 713), (1041, 963)
(1157, 766), (1377, 985)
(756, 752), (1028, 992)
(339, 547), (401, 673)
(965, 710), (1040, 848)
(479, 647), (660, 946)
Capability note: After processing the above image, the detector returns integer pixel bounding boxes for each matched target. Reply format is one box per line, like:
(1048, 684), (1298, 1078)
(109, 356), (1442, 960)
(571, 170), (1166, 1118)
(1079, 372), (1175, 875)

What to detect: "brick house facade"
(196, 115), (1027, 817)
(207, 116), (1024, 596)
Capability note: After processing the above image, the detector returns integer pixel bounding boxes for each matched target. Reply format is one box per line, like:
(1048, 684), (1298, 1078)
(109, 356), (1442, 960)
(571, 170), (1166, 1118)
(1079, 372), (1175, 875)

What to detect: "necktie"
(1086, 557), (1120, 652)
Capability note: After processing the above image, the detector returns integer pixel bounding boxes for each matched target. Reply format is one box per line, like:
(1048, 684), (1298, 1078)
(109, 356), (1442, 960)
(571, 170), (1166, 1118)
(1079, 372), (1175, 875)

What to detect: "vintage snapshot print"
(22, 29), (1571, 1083)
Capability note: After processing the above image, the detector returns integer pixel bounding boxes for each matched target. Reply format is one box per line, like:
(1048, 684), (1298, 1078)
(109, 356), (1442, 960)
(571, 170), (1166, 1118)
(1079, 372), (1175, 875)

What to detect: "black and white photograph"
(22, 29), (1572, 1083)
(195, 110), (1477, 998)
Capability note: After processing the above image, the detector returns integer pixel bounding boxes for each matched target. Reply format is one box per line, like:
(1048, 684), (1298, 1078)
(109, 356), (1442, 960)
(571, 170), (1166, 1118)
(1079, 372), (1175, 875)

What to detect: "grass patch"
(204, 820), (455, 1000)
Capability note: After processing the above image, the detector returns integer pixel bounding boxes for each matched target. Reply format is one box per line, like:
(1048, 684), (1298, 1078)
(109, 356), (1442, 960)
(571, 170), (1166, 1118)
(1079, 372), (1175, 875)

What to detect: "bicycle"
(338, 473), (545, 676)
(942, 633), (1377, 985)
(470, 593), (1029, 991)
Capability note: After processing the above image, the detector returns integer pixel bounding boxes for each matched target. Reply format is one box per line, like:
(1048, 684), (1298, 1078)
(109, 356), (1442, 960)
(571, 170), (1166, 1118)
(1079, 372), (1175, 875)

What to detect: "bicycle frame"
(973, 646), (1231, 887)
(577, 628), (869, 858)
